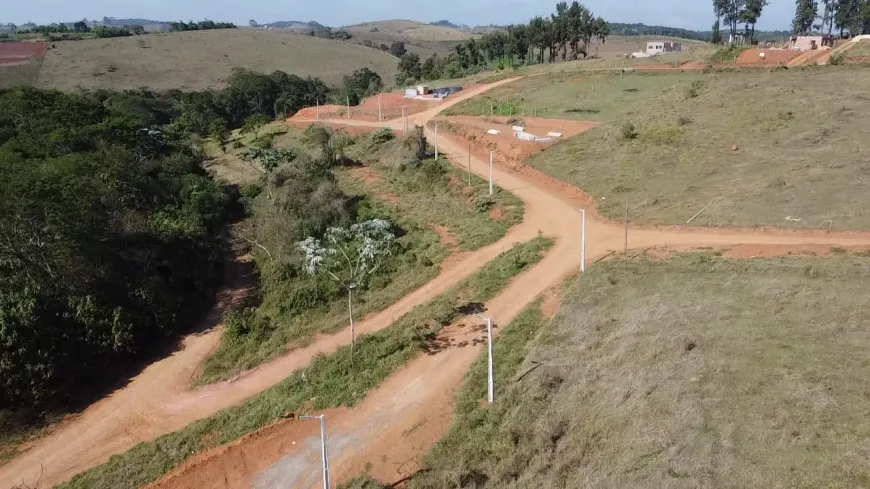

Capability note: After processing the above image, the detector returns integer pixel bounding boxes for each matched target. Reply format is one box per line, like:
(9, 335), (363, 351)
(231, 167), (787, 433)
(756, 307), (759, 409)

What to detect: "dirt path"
(7, 76), (870, 489)
(145, 87), (870, 488)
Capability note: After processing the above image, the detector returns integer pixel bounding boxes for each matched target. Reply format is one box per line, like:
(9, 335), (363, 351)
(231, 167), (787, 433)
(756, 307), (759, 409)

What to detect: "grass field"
(400, 252), (870, 488)
(450, 66), (870, 230)
(0, 58), (43, 88)
(59, 238), (553, 489)
(845, 39), (870, 61)
(35, 29), (399, 91)
(344, 20), (467, 59)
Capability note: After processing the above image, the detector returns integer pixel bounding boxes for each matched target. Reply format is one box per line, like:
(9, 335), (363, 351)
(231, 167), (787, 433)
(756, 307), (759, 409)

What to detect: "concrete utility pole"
(580, 209), (587, 272)
(316, 98), (320, 120)
(378, 94), (383, 122)
(402, 106), (407, 136)
(346, 96), (351, 120)
(473, 314), (495, 404)
(489, 150), (496, 195)
(467, 142), (472, 187)
(299, 415), (331, 489)
(434, 124), (439, 160)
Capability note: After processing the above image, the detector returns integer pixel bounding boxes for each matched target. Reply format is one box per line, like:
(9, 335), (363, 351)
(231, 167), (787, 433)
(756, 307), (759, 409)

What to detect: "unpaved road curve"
(0, 79), (538, 489)
(148, 100), (870, 488)
(7, 77), (870, 489)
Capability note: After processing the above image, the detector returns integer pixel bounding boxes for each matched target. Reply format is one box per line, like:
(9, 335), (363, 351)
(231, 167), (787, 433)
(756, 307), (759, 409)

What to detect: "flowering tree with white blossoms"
(297, 219), (395, 357)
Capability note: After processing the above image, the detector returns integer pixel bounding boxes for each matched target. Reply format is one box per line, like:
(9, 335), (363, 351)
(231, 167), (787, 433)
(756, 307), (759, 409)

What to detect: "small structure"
(416, 85), (430, 95)
(790, 35), (836, 51)
(404, 88), (418, 98)
(646, 41), (682, 55)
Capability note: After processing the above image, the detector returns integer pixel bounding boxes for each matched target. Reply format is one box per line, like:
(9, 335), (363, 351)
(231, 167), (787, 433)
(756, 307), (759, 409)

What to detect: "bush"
(685, 80), (705, 99)
(369, 128), (395, 146)
(232, 141), (245, 149)
(709, 45), (747, 64)
(475, 195), (496, 213)
(677, 116), (693, 126)
(829, 53), (845, 66)
(620, 122), (638, 140)
(240, 183), (264, 200)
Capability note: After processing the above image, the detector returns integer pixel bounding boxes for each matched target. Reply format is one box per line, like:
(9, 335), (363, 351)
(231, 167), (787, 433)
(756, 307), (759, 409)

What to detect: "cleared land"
(35, 30), (399, 91)
(447, 66), (870, 230)
(407, 252), (870, 488)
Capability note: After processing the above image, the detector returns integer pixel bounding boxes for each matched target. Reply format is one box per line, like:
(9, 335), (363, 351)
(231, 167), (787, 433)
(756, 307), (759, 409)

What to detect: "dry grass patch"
(455, 66), (870, 230)
(405, 252), (870, 488)
(35, 30), (398, 91)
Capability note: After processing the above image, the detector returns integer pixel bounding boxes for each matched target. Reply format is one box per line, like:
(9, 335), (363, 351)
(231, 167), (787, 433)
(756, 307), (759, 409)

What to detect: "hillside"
(345, 19), (469, 58)
(35, 29), (398, 91)
(344, 19), (471, 42)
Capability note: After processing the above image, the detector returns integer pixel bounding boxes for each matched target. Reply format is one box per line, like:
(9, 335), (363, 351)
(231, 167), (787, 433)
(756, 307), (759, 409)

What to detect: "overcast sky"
(4, 0), (795, 31)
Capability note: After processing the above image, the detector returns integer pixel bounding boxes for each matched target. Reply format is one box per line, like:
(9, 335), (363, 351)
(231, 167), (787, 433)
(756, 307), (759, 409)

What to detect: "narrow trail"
(6, 77), (870, 489)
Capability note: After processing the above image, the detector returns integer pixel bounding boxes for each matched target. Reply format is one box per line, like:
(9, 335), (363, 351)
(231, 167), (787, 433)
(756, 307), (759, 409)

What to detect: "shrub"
(685, 80), (705, 99)
(829, 53), (845, 66)
(620, 122), (638, 140)
(476, 195), (495, 213)
(240, 183), (264, 200)
(709, 45), (747, 64)
(369, 128), (395, 146)
(232, 141), (245, 149)
(677, 116), (693, 126)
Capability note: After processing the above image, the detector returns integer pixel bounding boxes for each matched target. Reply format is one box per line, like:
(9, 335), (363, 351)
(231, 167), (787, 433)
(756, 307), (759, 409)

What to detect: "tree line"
(0, 86), (232, 424)
(711, 0), (770, 44)
(396, 1), (609, 85)
(169, 20), (237, 32)
(793, 0), (870, 36)
(0, 65), (370, 427)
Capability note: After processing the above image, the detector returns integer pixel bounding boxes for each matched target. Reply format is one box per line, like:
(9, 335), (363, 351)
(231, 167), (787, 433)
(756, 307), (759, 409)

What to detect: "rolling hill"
(344, 19), (469, 58)
(34, 29), (399, 91)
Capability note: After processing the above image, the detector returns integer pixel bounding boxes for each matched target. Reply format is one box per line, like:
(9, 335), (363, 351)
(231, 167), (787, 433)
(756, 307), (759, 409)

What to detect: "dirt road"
(146, 92), (870, 487)
(7, 76), (870, 489)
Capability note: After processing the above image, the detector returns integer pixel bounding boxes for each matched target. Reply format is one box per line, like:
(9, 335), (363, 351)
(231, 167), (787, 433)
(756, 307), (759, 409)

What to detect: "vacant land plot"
(36, 30), (399, 91)
(454, 67), (870, 230)
(845, 39), (870, 62)
(408, 252), (870, 488)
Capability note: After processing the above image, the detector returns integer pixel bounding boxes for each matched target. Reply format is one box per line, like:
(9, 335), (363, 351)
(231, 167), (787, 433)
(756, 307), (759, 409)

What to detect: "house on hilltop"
(646, 41), (682, 55)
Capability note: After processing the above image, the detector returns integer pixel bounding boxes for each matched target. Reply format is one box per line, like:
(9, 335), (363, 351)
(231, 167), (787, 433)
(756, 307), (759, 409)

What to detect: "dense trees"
(0, 87), (232, 420)
(712, 0), (769, 43)
(341, 68), (383, 105)
(792, 0), (870, 35)
(169, 20), (236, 31)
(396, 1), (608, 85)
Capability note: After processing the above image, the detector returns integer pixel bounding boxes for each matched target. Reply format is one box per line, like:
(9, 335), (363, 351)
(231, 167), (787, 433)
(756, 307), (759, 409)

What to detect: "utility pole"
(316, 98), (320, 120)
(434, 124), (439, 160)
(580, 209), (587, 272)
(489, 150), (495, 195)
(624, 203), (629, 260)
(467, 142), (472, 187)
(402, 106), (407, 136)
(346, 96), (351, 120)
(378, 94), (383, 122)
(473, 314), (495, 404)
(299, 415), (331, 489)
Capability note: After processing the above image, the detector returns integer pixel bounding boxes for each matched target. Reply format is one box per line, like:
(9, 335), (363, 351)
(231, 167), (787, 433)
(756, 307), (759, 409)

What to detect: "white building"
(646, 41), (683, 55)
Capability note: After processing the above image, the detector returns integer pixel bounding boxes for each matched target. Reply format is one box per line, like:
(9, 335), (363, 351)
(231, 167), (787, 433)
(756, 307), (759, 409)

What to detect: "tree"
(793, 0), (819, 34)
(741, 0), (769, 43)
(249, 19), (258, 27)
(711, 19), (723, 44)
(73, 21), (90, 33)
(241, 148), (296, 199)
(342, 68), (383, 105)
(396, 52), (422, 85)
(240, 113), (270, 140)
(389, 41), (407, 57)
(298, 220), (395, 357)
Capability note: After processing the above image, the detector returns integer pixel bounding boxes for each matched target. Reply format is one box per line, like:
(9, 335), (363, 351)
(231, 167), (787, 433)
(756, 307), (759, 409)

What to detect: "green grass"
(342, 136), (524, 251)
(0, 58), (43, 88)
(454, 66), (870, 230)
(35, 29), (399, 91)
(58, 237), (553, 489)
(845, 40), (870, 61)
(198, 127), (522, 383)
(394, 252), (870, 488)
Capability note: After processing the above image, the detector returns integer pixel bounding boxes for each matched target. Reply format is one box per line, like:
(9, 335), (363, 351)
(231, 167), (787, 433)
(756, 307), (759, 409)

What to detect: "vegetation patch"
(390, 253), (870, 488)
(59, 237), (553, 489)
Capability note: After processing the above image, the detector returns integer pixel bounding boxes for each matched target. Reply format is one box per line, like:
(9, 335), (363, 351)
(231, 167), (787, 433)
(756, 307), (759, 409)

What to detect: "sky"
(4, 0), (795, 31)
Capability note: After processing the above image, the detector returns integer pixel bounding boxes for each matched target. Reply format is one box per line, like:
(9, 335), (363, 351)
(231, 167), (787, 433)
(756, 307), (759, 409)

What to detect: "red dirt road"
(7, 77), (870, 489)
(142, 84), (870, 489)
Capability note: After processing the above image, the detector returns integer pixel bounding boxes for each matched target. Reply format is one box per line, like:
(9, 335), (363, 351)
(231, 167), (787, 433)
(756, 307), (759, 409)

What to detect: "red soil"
(735, 48), (801, 66)
(0, 42), (48, 66)
(288, 91), (444, 123)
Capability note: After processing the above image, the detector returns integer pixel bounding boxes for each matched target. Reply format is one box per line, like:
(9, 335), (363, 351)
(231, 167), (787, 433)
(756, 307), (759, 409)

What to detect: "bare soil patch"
(735, 48), (801, 66)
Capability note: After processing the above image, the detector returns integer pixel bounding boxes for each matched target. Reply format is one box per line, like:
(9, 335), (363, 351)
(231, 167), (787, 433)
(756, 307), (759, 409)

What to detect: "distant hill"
(35, 29), (399, 91)
(430, 20), (467, 30)
(264, 20), (326, 32)
(608, 22), (790, 43)
(344, 19), (470, 42)
(101, 17), (166, 26)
